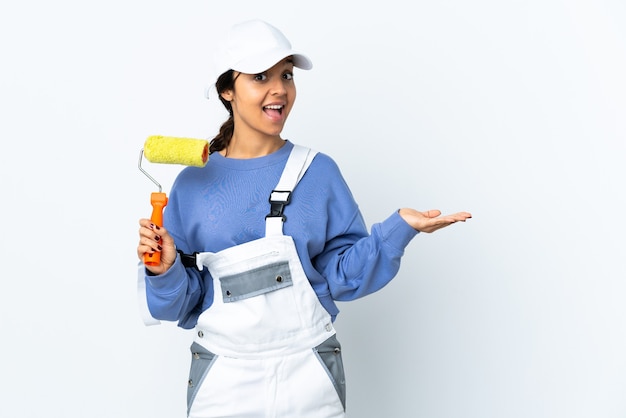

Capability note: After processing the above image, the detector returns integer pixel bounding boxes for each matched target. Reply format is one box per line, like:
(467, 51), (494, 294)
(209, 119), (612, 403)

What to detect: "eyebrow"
(276, 57), (294, 68)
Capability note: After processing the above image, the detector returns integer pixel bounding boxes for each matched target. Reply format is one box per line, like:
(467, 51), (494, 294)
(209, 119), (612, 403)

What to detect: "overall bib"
(187, 146), (347, 418)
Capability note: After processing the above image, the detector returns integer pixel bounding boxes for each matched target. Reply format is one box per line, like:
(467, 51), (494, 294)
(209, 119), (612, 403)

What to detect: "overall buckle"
(265, 190), (291, 221)
(177, 250), (200, 270)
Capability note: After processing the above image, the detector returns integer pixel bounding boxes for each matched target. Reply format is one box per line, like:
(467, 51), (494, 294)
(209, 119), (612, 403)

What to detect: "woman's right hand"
(137, 218), (177, 275)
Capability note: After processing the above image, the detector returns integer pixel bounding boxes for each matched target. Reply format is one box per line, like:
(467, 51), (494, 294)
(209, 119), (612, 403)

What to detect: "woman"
(137, 19), (471, 417)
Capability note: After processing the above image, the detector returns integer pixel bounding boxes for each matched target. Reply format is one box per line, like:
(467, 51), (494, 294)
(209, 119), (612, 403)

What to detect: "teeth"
(264, 105), (283, 110)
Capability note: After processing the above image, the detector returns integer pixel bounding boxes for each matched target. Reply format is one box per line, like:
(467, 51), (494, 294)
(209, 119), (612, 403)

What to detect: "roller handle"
(144, 192), (168, 266)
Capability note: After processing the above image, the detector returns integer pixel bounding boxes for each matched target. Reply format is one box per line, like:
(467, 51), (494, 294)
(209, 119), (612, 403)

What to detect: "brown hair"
(209, 70), (237, 154)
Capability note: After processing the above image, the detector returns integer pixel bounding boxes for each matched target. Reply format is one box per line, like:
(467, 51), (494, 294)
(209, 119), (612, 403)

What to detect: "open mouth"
(263, 104), (284, 115)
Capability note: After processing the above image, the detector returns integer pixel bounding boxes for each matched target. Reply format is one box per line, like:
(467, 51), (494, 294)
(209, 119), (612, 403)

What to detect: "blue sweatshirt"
(145, 140), (418, 329)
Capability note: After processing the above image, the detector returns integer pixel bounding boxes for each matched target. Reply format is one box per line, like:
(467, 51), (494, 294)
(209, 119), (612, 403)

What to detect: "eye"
(254, 73), (268, 81)
(283, 72), (294, 80)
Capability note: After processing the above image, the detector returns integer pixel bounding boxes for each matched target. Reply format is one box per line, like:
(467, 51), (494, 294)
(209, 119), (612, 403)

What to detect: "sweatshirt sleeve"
(143, 255), (207, 328)
(313, 208), (419, 301)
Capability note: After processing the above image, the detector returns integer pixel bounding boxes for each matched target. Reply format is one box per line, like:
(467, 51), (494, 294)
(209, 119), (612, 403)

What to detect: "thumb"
(424, 209), (442, 218)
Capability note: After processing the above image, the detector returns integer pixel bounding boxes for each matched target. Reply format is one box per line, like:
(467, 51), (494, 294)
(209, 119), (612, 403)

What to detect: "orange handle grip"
(144, 192), (168, 266)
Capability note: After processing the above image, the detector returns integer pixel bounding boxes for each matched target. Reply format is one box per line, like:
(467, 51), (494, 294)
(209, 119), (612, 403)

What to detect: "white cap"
(206, 20), (312, 98)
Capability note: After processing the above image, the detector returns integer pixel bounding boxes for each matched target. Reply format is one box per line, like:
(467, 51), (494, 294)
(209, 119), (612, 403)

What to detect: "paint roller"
(139, 135), (209, 266)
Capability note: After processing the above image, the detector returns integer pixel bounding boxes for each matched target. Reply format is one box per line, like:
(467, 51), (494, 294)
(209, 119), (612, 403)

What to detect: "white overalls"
(187, 146), (347, 417)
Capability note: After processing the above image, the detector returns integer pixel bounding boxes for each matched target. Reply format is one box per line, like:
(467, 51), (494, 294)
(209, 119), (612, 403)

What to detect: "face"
(220, 58), (297, 142)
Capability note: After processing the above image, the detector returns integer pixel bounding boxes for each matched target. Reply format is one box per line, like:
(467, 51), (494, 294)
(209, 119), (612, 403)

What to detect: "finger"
(138, 236), (162, 253)
(446, 211), (472, 221)
(138, 219), (170, 240)
(137, 243), (157, 261)
(138, 218), (157, 229)
(423, 209), (442, 218)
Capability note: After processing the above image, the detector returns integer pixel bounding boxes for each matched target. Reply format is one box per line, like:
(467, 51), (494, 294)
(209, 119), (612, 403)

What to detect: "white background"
(1, 1), (625, 417)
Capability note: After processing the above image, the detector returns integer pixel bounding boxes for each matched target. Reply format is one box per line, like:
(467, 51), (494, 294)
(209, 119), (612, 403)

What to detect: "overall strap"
(265, 145), (318, 236)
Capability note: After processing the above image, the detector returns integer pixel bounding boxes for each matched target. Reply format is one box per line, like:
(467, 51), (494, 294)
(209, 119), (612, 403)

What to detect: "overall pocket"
(314, 334), (347, 410)
(187, 342), (218, 415)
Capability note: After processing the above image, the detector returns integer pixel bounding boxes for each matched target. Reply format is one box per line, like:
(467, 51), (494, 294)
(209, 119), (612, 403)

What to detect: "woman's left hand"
(398, 208), (472, 233)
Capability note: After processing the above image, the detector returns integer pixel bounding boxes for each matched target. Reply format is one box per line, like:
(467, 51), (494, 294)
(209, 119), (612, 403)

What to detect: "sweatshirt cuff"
(144, 254), (186, 293)
(379, 210), (419, 250)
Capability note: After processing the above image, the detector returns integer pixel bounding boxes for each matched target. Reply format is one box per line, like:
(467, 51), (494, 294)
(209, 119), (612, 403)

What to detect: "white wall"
(1, 1), (624, 417)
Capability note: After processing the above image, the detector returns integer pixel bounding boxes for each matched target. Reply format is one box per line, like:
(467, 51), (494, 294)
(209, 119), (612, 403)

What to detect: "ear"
(220, 89), (234, 102)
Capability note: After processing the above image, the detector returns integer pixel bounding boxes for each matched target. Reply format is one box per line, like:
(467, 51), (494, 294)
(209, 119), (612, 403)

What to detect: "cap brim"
(232, 48), (312, 74)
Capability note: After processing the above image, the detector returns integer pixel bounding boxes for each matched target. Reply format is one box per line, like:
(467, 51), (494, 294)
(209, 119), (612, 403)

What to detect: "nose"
(269, 77), (287, 96)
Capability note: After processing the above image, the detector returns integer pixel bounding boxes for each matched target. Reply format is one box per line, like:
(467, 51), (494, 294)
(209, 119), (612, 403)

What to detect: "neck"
(222, 136), (285, 159)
